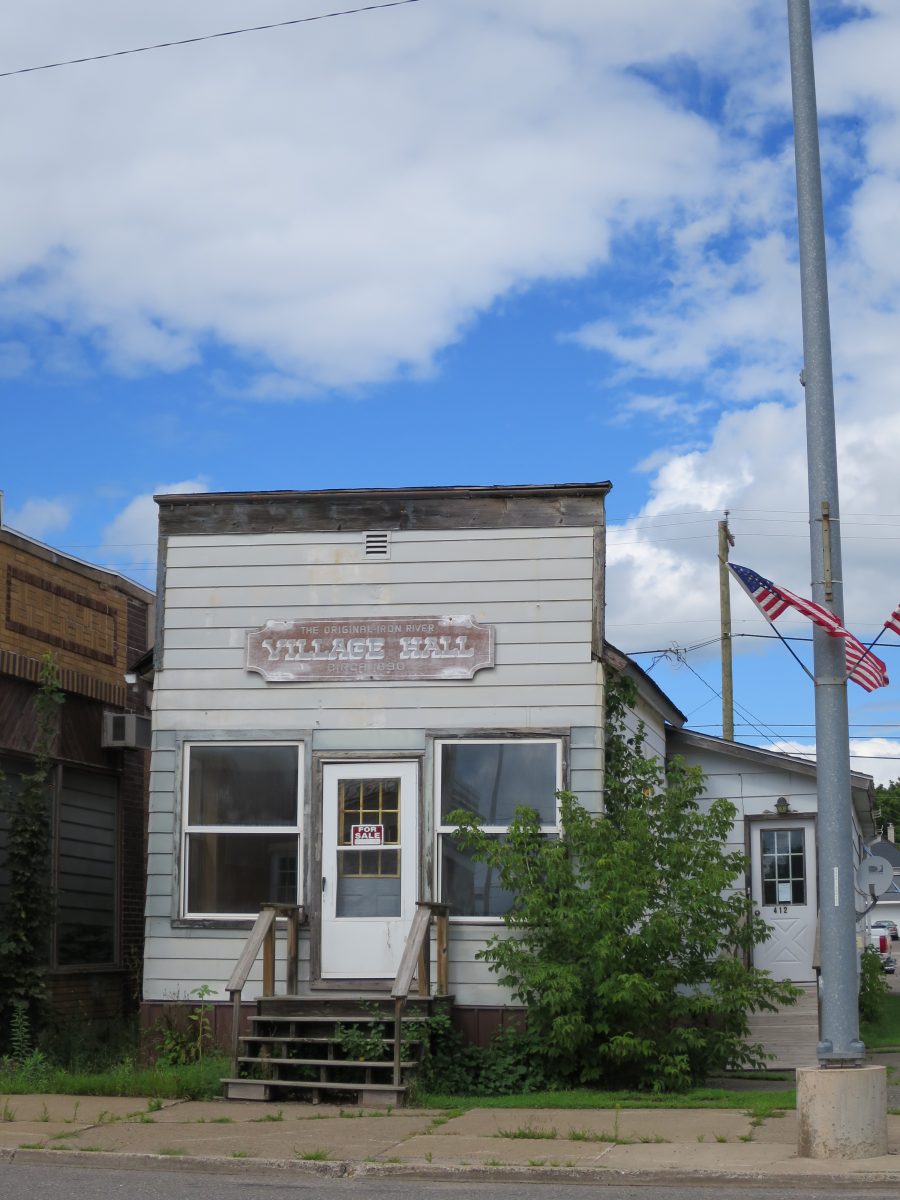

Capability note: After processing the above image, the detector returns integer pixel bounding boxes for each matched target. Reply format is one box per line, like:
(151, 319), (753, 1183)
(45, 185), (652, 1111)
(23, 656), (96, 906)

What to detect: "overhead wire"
(0, 0), (424, 79)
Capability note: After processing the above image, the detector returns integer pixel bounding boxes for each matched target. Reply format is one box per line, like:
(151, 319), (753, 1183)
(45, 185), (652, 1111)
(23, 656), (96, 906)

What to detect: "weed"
(2, 1098), (16, 1121)
(425, 1150), (433, 1163)
(484, 1158), (504, 1167)
(382, 1156), (401, 1163)
(78, 1146), (104, 1153)
(715, 1135), (728, 1143)
(252, 1109), (283, 1123)
(51, 1130), (78, 1140)
(67, 1102), (80, 1123)
(209, 1116), (234, 1124)
(158, 1147), (186, 1157)
(738, 1134), (754, 1143)
(147, 1098), (163, 1113)
(528, 1158), (547, 1166)
(18, 1142), (45, 1149)
(696, 1134), (705, 1142)
(38, 1102), (49, 1122)
(496, 1123), (558, 1140)
(296, 1149), (329, 1161)
(231, 1150), (251, 1158)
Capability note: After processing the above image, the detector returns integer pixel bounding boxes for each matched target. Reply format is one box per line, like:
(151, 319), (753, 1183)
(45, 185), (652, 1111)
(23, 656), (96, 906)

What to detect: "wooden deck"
(745, 982), (819, 1069)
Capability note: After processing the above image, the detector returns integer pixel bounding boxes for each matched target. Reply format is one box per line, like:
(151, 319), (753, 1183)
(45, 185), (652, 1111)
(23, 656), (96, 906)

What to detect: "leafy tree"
(450, 672), (800, 1092)
(0, 655), (64, 1045)
(874, 780), (900, 835)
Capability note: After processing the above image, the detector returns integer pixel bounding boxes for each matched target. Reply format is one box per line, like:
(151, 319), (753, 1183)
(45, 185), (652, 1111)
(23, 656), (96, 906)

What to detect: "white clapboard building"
(142, 483), (876, 1096)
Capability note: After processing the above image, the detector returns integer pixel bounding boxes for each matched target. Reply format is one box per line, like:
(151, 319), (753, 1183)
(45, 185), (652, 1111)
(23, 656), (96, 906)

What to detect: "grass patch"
(420, 1086), (795, 1120)
(496, 1123), (558, 1140)
(296, 1149), (329, 1161)
(861, 993), (900, 1050)
(0, 1056), (228, 1100)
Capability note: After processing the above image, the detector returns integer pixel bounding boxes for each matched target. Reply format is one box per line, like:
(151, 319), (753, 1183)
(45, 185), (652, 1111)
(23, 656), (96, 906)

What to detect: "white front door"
(750, 818), (817, 982)
(320, 761), (418, 980)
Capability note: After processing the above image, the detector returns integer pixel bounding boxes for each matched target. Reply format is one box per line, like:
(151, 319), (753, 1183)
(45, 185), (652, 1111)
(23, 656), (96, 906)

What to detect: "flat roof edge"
(154, 482), (613, 506)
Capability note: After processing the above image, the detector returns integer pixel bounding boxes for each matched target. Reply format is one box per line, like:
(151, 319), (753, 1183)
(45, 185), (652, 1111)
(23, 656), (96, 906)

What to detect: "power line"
(0, 1), (424, 80)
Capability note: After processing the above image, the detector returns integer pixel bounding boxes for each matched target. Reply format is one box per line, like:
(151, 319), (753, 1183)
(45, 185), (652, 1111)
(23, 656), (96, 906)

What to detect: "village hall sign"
(246, 616), (494, 682)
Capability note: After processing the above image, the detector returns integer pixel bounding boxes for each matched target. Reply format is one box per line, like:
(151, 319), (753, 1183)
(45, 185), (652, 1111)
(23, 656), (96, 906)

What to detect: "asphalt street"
(1, 1164), (899, 1200)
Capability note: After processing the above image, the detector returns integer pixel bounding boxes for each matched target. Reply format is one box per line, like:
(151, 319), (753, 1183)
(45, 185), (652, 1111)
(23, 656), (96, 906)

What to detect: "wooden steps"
(745, 982), (819, 1069)
(223, 992), (448, 1107)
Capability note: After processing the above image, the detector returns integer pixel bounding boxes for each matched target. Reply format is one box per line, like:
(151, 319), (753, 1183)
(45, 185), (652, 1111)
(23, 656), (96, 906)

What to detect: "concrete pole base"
(797, 1065), (888, 1158)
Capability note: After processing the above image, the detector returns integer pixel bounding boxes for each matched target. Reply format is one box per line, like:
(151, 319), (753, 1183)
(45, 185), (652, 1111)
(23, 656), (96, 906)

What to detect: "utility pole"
(787, 0), (886, 1158)
(718, 514), (734, 741)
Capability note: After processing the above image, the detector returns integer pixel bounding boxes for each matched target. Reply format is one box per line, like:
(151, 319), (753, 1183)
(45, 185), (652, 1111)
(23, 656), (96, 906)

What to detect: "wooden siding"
(144, 522), (605, 1004)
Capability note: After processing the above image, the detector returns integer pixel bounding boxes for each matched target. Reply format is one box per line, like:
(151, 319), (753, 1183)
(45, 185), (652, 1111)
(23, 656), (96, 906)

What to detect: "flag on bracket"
(729, 563), (889, 692)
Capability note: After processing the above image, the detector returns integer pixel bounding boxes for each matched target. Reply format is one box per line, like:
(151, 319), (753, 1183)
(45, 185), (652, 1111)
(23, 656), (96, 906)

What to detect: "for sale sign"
(350, 824), (385, 847)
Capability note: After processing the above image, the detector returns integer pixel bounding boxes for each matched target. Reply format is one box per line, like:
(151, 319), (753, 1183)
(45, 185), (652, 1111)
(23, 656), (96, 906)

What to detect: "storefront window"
(436, 739), (561, 918)
(182, 743), (301, 917)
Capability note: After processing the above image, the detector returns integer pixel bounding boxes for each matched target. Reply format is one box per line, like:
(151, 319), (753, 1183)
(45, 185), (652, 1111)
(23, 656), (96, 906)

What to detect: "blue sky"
(3, 0), (900, 783)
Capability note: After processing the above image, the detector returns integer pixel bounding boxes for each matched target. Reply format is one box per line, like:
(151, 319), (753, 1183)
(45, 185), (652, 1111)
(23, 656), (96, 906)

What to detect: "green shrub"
(448, 672), (800, 1093)
(416, 1010), (549, 1096)
(859, 945), (889, 1025)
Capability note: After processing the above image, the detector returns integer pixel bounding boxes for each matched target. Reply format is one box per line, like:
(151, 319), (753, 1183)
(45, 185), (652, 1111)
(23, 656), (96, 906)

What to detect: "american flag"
(729, 562), (889, 692)
(885, 604), (900, 637)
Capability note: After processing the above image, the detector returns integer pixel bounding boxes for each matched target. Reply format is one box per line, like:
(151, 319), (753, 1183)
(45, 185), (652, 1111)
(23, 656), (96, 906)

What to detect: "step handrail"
(227, 903), (303, 1075)
(390, 901), (449, 1086)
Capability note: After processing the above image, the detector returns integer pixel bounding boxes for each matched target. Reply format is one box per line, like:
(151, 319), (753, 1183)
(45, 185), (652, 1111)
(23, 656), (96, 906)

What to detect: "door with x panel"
(750, 818), (817, 982)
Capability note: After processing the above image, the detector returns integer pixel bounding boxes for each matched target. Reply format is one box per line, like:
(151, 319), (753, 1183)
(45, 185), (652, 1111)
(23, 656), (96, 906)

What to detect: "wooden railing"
(390, 901), (449, 1086)
(226, 903), (303, 1075)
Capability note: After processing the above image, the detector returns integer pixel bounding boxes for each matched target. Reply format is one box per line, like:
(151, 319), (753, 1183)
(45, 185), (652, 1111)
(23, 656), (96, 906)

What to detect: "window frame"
(180, 740), (304, 920)
(434, 736), (563, 924)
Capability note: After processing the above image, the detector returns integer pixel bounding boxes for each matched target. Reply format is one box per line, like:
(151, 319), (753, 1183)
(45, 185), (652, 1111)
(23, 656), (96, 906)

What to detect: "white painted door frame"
(320, 760), (419, 980)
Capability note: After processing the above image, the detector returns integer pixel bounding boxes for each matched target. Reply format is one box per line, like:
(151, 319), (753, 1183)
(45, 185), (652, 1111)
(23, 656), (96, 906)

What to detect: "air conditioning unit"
(101, 712), (152, 750)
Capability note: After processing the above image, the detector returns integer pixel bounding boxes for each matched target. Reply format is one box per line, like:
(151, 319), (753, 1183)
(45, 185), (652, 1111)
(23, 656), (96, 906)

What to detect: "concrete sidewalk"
(1, 1093), (900, 1185)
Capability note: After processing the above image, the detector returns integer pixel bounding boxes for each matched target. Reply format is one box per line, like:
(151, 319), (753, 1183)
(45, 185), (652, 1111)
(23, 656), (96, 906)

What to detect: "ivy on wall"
(0, 654), (65, 1044)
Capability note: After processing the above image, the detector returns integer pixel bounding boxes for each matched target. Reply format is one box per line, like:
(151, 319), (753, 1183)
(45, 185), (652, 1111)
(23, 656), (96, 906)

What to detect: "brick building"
(0, 504), (153, 1027)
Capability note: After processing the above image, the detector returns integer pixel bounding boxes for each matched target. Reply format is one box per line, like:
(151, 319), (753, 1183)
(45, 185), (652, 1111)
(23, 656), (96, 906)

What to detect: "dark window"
(436, 740), (561, 919)
(0, 757), (118, 968)
(183, 744), (301, 917)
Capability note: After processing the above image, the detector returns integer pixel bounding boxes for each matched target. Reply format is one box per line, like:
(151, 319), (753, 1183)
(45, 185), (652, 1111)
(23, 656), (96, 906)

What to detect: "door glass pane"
(760, 827), (806, 906)
(335, 777), (402, 917)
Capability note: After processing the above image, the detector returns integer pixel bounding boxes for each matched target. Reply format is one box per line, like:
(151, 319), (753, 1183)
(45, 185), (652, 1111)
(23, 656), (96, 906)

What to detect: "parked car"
(883, 955), (897, 974)
(872, 919), (899, 941)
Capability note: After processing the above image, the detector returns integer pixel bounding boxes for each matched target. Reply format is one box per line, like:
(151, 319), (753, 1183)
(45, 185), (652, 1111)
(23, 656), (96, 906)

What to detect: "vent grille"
(364, 530), (391, 559)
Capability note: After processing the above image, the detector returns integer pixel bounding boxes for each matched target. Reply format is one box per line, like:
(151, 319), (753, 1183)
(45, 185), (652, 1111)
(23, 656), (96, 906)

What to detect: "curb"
(4, 1146), (900, 1189)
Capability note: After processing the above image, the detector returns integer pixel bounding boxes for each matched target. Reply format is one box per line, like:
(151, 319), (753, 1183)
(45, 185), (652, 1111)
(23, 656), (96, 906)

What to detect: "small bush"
(859, 946), (889, 1025)
(416, 1010), (549, 1097)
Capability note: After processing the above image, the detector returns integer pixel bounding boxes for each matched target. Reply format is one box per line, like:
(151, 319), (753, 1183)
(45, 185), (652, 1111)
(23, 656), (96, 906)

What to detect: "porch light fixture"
(774, 796), (790, 816)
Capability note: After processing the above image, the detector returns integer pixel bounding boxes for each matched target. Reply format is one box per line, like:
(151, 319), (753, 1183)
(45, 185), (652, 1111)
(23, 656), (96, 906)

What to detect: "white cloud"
(0, 1), (753, 392)
(4, 496), (72, 539)
(768, 739), (900, 790)
(101, 478), (209, 566)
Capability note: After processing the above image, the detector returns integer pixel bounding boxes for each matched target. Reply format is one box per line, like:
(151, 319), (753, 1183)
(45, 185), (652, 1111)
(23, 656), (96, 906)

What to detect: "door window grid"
(337, 778), (400, 879)
(761, 828), (806, 905)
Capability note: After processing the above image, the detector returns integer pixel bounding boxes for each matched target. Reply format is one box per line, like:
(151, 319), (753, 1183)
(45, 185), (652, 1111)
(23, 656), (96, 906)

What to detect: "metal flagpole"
(787, 0), (862, 1065)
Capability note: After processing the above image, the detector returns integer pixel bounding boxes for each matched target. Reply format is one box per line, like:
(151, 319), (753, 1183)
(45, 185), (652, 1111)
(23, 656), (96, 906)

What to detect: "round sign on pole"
(856, 856), (895, 899)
